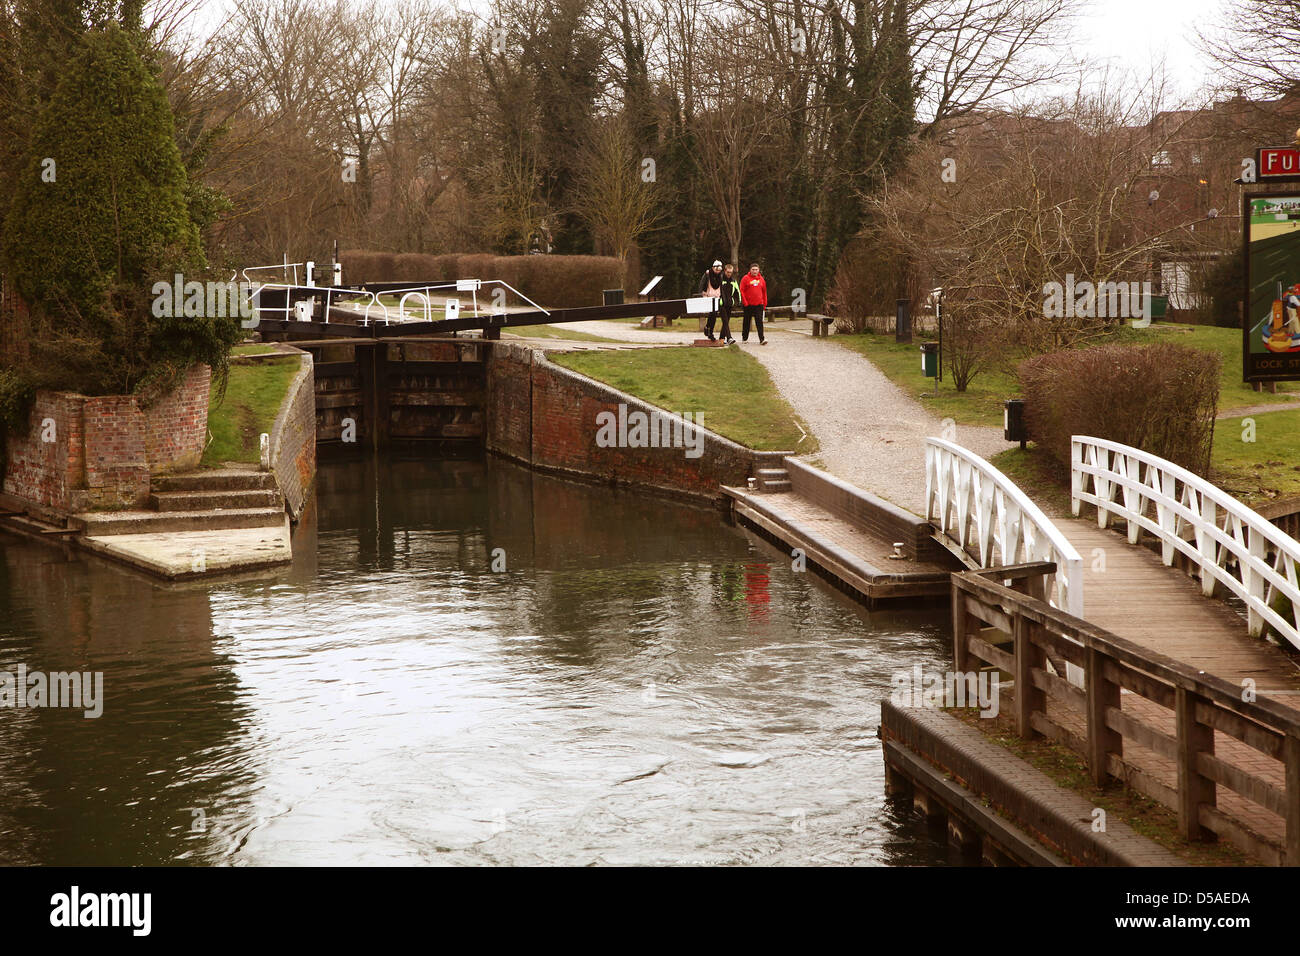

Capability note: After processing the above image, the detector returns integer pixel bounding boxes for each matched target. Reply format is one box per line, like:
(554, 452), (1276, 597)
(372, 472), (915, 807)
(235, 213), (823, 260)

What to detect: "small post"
(935, 290), (943, 382)
(1175, 686), (1216, 841)
(1013, 612), (1044, 739)
(1085, 645), (1121, 786)
(895, 297), (912, 344)
(951, 578), (970, 673)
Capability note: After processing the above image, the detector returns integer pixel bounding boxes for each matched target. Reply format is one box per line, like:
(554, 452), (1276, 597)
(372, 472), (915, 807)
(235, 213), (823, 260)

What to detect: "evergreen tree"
(3, 23), (239, 397)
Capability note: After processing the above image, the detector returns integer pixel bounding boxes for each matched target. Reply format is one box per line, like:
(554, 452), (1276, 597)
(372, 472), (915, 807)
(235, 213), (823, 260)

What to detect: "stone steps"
(755, 467), (792, 493)
(151, 468), (278, 493)
(74, 507), (287, 536)
(149, 489), (282, 512)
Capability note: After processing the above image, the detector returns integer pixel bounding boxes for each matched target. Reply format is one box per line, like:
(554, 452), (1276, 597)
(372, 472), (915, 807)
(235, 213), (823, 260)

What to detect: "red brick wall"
(3, 392), (84, 511)
(485, 346), (534, 464)
(3, 365), (210, 513)
(485, 343), (781, 501)
(82, 395), (149, 509)
(143, 364), (210, 472)
(269, 353), (316, 518)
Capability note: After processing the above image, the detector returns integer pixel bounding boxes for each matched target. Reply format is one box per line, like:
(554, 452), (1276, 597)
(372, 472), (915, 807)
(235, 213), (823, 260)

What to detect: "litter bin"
(603, 288), (625, 306)
(920, 341), (939, 378)
(1148, 294), (1168, 320)
(1004, 399), (1027, 449)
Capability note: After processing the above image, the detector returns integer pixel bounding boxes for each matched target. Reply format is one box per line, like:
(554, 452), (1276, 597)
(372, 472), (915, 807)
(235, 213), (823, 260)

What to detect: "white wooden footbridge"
(924, 436), (1300, 865)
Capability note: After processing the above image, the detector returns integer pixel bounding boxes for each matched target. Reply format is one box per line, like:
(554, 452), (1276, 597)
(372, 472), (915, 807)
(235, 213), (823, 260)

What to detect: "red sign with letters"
(1258, 147), (1300, 181)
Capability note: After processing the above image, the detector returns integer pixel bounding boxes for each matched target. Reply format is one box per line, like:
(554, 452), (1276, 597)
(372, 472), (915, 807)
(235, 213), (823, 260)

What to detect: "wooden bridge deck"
(1059, 518), (1300, 694)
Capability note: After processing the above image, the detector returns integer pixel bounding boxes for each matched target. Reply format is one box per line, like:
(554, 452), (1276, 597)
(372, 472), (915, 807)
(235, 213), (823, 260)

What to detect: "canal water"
(0, 456), (961, 865)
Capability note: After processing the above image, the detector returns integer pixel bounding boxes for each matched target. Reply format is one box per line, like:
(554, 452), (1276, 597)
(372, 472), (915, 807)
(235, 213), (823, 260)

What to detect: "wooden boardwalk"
(1059, 518), (1300, 694)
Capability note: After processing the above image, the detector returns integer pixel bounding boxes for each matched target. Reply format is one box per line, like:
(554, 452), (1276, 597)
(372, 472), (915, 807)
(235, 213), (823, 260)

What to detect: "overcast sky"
(198, 0), (1233, 102)
(1074, 0), (1226, 98)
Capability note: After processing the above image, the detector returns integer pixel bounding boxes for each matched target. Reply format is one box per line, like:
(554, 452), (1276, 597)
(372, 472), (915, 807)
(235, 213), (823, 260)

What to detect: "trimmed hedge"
(341, 251), (623, 308)
(1018, 343), (1220, 475)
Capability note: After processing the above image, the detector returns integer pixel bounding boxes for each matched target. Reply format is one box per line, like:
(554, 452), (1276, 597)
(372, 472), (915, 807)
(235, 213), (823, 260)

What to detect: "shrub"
(0, 367), (34, 433)
(1018, 343), (1220, 475)
(1, 24), (238, 397)
(827, 234), (921, 334)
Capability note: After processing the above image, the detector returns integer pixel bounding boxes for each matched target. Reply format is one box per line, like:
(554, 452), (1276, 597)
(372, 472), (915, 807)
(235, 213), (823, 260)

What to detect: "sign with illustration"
(1243, 193), (1300, 381)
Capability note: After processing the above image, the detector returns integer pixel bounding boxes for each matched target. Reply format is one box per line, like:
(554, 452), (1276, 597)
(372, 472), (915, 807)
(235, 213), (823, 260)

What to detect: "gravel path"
(559, 319), (699, 345)
(740, 331), (1005, 514)
(550, 321), (1007, 514)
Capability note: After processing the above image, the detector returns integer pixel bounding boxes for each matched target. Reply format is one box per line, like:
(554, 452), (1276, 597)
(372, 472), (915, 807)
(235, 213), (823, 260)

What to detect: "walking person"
(718, 263), (739, 344)
(740, 263), (767, 344)
(699, 259), (724, 340)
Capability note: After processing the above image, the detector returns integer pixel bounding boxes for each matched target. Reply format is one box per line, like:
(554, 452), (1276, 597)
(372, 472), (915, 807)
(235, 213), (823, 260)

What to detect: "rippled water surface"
(0, 456), (960, 865)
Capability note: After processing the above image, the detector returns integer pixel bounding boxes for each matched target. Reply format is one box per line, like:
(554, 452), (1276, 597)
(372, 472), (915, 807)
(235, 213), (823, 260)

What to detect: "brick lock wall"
(3, 392), (83, 511)
(270, 353), (316, 518)
(82, 394), (149, 510)
(3, 365), (211, 513)
(485, 344), (534, 464)
(485, 343), (767, 502)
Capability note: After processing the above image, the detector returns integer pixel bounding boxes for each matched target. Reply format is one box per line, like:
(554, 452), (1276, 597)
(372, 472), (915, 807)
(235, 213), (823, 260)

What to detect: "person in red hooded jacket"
(739, 263), (767, 344)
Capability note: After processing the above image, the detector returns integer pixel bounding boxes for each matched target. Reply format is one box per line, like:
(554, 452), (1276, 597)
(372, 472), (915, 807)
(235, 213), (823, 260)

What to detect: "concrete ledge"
(79, 518), (293, 579)
(725, 487), (951, 601)
(881, 701), (1185, 866)
(784, 457), (943, 561)
(883, 738), (1068, 866)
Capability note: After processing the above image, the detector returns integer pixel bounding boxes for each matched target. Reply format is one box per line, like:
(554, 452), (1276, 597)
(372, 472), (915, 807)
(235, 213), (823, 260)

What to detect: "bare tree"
(1198, 0), (1300, 102)
(572, 115), (661, 283)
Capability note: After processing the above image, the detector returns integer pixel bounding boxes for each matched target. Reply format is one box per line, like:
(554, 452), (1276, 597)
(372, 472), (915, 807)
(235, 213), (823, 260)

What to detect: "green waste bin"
(1148, 294), (1168, 320)
(920, 341), (939, 378)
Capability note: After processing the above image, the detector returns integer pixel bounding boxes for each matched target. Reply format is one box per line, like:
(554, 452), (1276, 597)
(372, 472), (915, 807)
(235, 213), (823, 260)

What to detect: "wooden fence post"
(952, 578), (970, 673)
(1013, 613), (1044, 740)
(1175, 686), (1217, 842)
(1085, 646), (1121, 787)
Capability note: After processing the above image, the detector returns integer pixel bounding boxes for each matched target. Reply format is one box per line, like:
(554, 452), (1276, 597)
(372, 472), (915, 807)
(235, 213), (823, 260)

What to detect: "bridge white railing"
(1072, 436), (1300, 650)
(926, 437), (1083, 618)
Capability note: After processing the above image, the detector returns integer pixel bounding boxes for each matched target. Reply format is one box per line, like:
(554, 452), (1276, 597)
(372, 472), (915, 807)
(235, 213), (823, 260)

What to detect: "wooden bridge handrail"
(926, 437), (1084, 619)
(953, 569), (1300, 863)
(954, 571), (1300, 735)
(970, 560), (1058, 582)
(1071, 435), (1300, 651)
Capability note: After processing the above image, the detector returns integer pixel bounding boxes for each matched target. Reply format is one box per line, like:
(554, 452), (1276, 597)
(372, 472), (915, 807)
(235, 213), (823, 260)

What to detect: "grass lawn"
(1212, 409), (1300, 504)
(988, 446), (1075, 515)
(203, 356), (301, 466)
(833, 332), (1018, 427)
(233, 343), (278, 355)
(504, 325), (623, 343)
(551, 347), (814, 452)
(834, 322), (1300, 429)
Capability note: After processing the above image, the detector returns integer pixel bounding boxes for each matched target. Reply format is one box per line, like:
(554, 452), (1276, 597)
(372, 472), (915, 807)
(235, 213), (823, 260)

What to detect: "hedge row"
(1018, 343), (1220, 475)
(340, 251), (624, 308)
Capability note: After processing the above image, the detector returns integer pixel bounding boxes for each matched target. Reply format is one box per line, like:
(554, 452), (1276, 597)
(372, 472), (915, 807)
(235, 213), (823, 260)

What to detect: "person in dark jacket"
(718, 263), (739, 344)
(740, 263), (767, 344)
(699, 259), (724, 340)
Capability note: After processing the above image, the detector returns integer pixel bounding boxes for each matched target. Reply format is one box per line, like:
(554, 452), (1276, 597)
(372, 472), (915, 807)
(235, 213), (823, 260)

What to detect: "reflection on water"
(0, 455), (965, 865)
